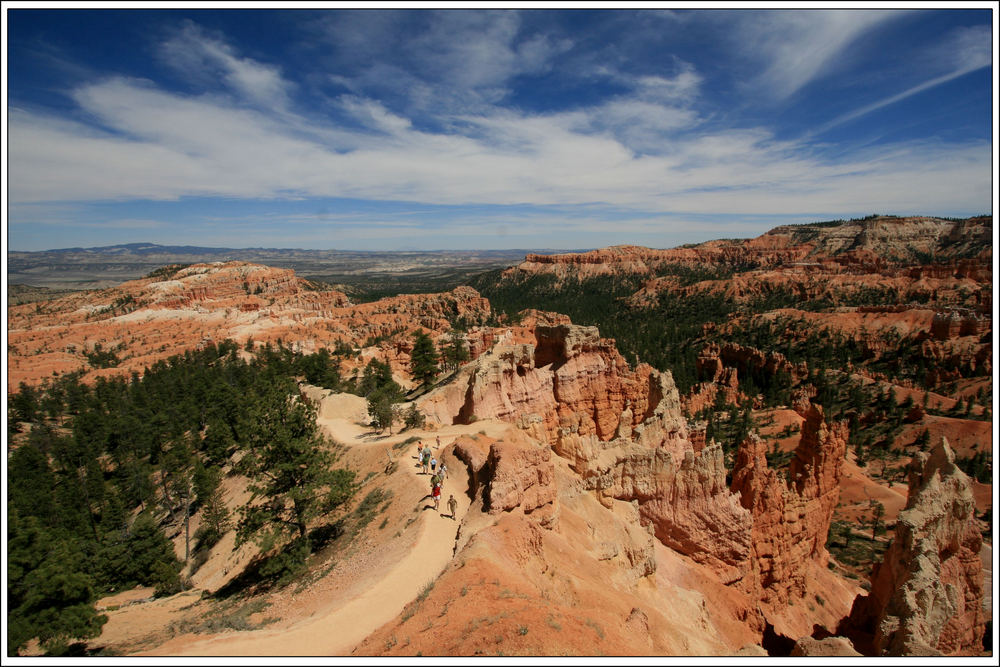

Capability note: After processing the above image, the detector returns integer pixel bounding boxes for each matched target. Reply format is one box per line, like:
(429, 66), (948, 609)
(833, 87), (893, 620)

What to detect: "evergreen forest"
(7, 340), (360, 655)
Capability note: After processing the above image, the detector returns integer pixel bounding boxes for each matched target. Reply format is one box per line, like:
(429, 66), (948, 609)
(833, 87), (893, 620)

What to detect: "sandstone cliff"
(356, 429), (751, 656)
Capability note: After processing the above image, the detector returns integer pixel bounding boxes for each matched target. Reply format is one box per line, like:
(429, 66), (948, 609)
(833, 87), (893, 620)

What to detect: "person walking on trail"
(447, 494), (458, 520)
(430, 456), (437, 473)
(430, 472), (442, 490)
(439, 462), (448, 480)
(422, 448), (431, 474)
(415, 443), (423, 465)
(432, 484), (442, 511)
(436, 435), (442, 451)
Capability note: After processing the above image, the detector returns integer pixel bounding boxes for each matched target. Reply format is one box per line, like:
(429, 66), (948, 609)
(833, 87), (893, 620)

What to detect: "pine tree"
(98, 512), (184, 596)
(410, 330), (440, 388)
(7, 511), (108, 656)
(356, 358), (398, 397)
(10, 381), (40, 427)
(403, 404), (426, 430)
(367, 387), (400, 434)
(235, 383), (356, 550)
(869, 500), (885, 560)
(162, 436), (197, 564)
(441, 331), (470, 371)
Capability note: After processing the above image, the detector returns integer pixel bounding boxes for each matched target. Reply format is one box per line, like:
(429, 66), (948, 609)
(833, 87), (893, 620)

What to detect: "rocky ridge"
(509, 216), (991, 282)
(8, 220), (990, 656)
(6, 261), (491, 390)
(729, 403), (858, 637)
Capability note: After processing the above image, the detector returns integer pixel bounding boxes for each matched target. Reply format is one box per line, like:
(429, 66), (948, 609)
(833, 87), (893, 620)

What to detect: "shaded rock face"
(483, 440), (557, 524)
(685, 342), (802, 412)
(419, 323), (750, 581)
(729, 404), (846, 612)
(620, 442), (753, 585)
(843, 439), (986, 656)
(931, 310), (991, 340)
(451, 434), (558, 529)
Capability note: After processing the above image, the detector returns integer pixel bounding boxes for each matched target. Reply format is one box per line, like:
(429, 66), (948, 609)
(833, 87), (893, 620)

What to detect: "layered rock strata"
(507, 217), (991, 284)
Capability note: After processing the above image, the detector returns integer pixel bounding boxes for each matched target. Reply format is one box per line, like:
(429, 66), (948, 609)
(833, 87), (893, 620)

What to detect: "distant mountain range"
(35, 242), (565, 257)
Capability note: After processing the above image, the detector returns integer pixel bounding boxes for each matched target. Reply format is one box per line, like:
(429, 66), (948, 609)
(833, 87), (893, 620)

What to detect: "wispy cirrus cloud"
(159, 20), (294, 110)
(317, 9), (572, 115)
(814, 23), (993, 135)
(728, 10), (905, 101)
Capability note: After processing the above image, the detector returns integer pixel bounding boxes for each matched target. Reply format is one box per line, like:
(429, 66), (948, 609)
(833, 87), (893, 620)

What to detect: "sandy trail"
(143, 397), (500, 657)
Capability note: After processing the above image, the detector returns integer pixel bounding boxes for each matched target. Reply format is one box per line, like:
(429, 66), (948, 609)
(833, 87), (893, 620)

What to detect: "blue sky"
(5, 6), (995, 251)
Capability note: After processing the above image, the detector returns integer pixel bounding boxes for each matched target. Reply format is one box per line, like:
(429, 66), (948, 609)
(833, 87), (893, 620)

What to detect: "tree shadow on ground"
(213, 521), (345, 599)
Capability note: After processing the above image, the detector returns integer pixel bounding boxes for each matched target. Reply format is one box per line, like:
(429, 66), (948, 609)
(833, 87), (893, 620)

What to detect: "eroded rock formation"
(419, 324), (672, 448)
(507, 217), (991, 285)
(842, 439), (986, 656)
(6, 262), (491, 389)
(729, 403), (849, 627)
(419, 321), (860, 641)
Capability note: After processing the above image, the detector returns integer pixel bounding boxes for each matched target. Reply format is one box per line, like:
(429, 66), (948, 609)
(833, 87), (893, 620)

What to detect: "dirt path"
(141, 397), (505, 656)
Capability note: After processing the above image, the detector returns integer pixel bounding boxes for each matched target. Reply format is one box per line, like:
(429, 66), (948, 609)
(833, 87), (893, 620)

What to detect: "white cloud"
(338, 96), (413, 136)
(160, 21), (293, 110)
(811, 23), (993, 136)
(635, 69), (702, 104)
(7, 10), (992, 235)
(319, 9), (572, 115)
(936, 24), (993, 73)
(13, 218), (168, 230)
(730, 10), (904, 101)
(8, 72), (991, 224)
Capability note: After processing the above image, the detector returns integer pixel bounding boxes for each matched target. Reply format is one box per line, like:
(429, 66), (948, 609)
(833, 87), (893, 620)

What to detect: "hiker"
(447, 494), (458, 520)
(422, 448), (431, 474)
(415, 443), (423, 463)
(439, 462), (448, 479)
(433, 483), (442, 511)
(436, 435), (442, 451)
(430, 472), (442, 490)
(430, 456), (437, 473)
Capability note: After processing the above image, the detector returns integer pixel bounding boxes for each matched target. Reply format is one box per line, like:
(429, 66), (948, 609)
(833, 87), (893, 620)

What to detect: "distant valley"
(7, 243), (571, 299)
